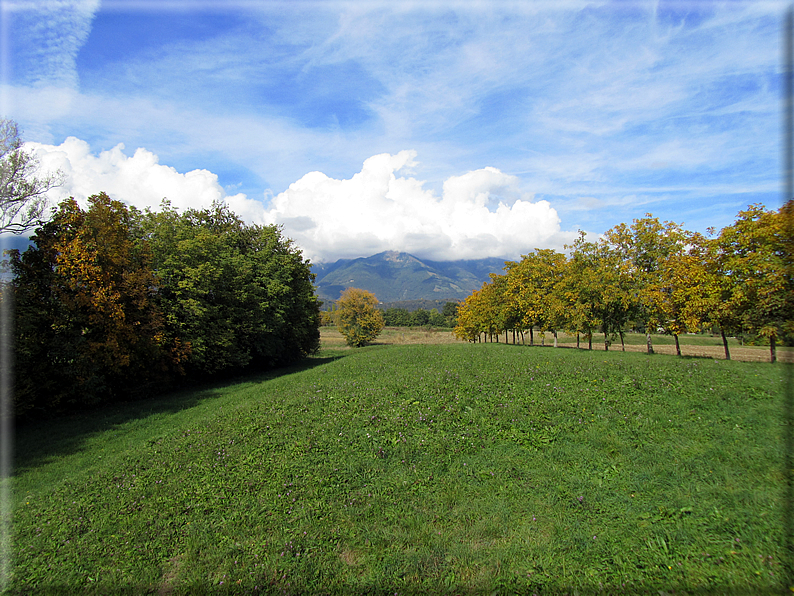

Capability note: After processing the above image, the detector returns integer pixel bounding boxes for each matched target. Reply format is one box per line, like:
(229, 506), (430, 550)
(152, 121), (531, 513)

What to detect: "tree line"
(321, 303), (458, 328)
(7, 193), (321, 418)
(453, 202), (793, 363)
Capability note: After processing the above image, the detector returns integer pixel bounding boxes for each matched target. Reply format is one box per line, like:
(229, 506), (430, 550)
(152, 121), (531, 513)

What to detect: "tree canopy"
(335, 288), (385, 347)
(453, 202), (793, 362)
(10, 194), (320, 418)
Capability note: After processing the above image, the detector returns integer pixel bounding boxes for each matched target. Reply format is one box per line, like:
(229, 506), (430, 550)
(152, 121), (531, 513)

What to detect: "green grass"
(5, 344), (790, 595)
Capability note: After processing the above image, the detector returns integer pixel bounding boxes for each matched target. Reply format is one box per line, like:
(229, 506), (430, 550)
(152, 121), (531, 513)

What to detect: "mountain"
(311, 251), (508, 304)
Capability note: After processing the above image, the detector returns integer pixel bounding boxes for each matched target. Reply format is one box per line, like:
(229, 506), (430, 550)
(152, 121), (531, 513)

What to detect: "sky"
(0, 0), (785, 263)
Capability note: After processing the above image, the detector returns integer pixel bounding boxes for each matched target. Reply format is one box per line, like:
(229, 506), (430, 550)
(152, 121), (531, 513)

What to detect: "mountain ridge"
(311, 250), (508, 304)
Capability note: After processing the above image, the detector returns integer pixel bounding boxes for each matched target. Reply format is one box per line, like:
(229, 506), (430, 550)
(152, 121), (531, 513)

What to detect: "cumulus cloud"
(264, 150), (577, 262)
(26, 137), (248, 214)
(27, 139), (576, 262)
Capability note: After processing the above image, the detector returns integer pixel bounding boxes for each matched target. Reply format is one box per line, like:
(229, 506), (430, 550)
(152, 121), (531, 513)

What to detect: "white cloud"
(27, 139), (577, 262)
(26, 137), (248, 214)
(264, 150), (578, 262)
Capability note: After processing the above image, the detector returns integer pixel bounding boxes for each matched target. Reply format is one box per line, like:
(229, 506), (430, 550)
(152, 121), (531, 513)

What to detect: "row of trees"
(321, 302), (459, 328)
(454, 203), (793, 363)
(8, 193), (321, 418)
(381, 304), (457, 328)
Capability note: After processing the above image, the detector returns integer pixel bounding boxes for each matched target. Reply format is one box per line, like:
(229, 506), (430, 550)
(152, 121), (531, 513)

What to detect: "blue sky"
(1, 0), (784, 262)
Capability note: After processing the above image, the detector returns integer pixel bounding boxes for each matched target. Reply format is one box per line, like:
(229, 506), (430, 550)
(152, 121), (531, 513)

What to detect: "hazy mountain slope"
(312, 251), (506, 303)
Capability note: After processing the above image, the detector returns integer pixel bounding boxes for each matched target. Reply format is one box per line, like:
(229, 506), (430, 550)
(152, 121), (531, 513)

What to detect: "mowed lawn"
(7, 340), (790, 595)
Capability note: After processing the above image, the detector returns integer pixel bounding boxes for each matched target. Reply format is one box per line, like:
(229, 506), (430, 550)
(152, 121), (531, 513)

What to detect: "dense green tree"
(383, 307), (411, 327)
(410, 308), (430, 327)
(336, 288), (385, 347)
(442, 301), (459, 318)
(139, 201), (320, 375)
(427, 308), (447, 327)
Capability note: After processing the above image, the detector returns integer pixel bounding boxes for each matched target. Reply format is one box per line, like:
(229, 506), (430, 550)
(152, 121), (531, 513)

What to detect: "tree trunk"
(674, 334), (681, 356)
(520, 330), (524, 345)
(721, 329), (731, 360)
(619, 331), (625, 351)
(541, 333), (545, 346)
(604, 331), (609, 351)
(576, 332), (580, 349)
(530, 328), (534, 346)
(553, 330), (558, 348)
(771, 335), (777, 363)
(588, 333), (592, 350)
(645, 331), (654, 355)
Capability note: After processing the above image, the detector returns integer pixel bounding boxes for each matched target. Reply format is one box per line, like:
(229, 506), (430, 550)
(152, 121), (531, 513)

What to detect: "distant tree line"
(381, 303), (458, 328)
(454, 203), (793, 363)
(7, 193), (321, 418)
(320, 302), (459, 328)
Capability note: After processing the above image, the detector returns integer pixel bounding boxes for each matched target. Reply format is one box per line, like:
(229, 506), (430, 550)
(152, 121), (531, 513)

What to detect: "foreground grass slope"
(8, 344), (789, 595)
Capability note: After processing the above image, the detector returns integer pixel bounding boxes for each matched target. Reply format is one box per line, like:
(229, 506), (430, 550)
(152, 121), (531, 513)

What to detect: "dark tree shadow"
(12, 353), (347, 475)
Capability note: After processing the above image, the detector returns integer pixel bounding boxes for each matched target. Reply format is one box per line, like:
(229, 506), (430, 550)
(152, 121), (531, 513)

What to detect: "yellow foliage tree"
(335, 288), (385, 347)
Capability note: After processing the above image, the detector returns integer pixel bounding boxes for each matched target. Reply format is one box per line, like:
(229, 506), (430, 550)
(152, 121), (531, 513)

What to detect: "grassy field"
(5, 340), (791, 595)
(326, 327), (793, 363)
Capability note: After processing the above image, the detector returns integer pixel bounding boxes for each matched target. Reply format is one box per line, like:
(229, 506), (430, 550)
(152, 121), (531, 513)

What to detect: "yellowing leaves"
(335, 288), (385, 347)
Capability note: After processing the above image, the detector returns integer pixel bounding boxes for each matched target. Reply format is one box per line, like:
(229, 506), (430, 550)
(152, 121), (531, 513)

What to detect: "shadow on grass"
(12, 352), (348, 476)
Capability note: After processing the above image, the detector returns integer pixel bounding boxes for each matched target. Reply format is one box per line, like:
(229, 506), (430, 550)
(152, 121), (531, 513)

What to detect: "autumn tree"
(603, 216), (686, 354)
(709, 202), (793, 362)
(505, 249), (568, 347)
(335, 288), (385, 347)
(562, 232), (606, 350)
(452, 289), (484, 342)
(10, 193), (181, 416)
(453, 284), (501, 342)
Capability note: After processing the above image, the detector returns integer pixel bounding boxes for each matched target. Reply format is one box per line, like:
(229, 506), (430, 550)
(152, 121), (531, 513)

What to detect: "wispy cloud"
(3, 0), (785, 259)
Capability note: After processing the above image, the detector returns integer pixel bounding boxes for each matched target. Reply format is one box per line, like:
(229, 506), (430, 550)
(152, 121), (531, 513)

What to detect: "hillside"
(311, 250), (506, 304)
(10, 343), (785, 594)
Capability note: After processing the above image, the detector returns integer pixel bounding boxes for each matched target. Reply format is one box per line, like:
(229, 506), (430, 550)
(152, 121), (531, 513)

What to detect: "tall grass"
(6, 343), (789, 595)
